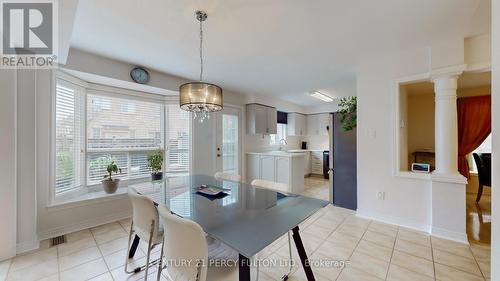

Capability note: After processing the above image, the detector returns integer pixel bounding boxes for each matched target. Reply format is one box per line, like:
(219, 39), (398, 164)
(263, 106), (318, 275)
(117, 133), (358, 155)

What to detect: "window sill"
(47, 187), (129, 212)
(394, 171), (432, 180)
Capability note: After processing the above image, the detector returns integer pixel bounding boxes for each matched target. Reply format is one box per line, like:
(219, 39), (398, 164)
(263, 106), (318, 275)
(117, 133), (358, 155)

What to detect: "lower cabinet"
(260, 155), (276, 181)
(246, 154), (304, 194)
(311, 151), (323, 175)
(247, 154), (260, 183)
(275, 157), (290, 185)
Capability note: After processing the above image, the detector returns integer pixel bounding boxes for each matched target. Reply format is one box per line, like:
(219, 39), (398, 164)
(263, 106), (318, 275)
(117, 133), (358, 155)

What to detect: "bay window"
(54, 73), (191, 198)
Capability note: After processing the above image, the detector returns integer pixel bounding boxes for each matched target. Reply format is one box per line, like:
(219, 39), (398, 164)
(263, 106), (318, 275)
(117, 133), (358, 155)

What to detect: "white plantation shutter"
(87, 93), (164, 184)
(165, 104), (191, 172)
(55, 80), (84, 194)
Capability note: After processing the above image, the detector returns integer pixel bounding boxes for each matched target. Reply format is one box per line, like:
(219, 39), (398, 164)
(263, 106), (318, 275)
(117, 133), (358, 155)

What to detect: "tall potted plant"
(102, 160), (121, 194)
(147, 150), (164, 181)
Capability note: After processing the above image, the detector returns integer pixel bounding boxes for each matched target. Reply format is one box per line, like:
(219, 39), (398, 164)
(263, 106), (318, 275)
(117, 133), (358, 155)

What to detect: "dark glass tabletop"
(134, 174), (329, 258)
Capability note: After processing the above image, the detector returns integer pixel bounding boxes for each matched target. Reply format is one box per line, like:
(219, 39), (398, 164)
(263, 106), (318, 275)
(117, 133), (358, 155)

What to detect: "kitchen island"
(246, 151), (305, 194)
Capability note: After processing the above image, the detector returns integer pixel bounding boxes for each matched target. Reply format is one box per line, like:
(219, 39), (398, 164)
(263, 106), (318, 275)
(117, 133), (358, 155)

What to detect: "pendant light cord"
(199, 18), (204, 82)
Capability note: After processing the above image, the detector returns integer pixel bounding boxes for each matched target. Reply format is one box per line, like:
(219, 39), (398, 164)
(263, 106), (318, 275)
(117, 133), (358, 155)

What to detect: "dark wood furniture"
(473, 153), (491, 202)
(412, 151), (435, 171)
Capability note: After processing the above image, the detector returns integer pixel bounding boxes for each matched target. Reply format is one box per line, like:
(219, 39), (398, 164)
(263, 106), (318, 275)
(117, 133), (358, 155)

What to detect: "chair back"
(251, 179), (289, 193)
(128, 187), (161, 241)
(214, 172), (242, 182)
(473, 153), (491, 186)
(158, 204), (208, 281)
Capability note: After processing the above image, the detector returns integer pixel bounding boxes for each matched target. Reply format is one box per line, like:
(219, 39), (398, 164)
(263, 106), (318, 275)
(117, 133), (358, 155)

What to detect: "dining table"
(130, 174), (329, 281)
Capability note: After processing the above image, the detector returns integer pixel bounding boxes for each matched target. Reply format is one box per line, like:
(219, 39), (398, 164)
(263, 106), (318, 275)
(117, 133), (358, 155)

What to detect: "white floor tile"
(59, 258), (108, 281)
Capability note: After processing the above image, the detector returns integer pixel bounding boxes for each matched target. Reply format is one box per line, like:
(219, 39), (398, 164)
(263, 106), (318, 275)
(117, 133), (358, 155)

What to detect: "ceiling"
(70, 0), (490, 106)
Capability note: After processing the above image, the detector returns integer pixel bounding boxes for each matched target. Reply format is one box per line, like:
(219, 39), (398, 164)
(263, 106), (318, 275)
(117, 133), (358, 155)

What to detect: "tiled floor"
(0, 204), (491, 281)
(300, 176), (330, 201)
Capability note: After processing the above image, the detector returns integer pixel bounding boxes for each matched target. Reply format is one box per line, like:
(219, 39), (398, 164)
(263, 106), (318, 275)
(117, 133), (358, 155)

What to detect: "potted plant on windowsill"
(102, 160), (122, 194)
(147, 150), (164, 181)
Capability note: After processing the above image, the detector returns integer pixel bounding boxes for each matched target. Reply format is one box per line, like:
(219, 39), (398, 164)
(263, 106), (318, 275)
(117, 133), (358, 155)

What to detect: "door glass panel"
(222, 114), (239, 175)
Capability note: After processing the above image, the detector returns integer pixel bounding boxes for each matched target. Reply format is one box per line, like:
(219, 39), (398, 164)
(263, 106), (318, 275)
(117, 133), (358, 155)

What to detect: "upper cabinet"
(307, 113), (330, 136)
(287, 113), (306, 136)
(246, 104), (277, 134)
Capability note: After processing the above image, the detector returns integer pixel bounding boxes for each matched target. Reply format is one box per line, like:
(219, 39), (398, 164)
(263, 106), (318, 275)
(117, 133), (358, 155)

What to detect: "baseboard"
(356, 209), (430, 233)
(0, 245), (17, 262)
(38, 210), (131, 241)
(16, 239), (40, 255)
(431, 226), (469, 244)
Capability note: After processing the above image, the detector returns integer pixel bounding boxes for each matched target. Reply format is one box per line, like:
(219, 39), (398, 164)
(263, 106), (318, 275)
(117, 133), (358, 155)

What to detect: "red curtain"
(457, 95), (491, 178)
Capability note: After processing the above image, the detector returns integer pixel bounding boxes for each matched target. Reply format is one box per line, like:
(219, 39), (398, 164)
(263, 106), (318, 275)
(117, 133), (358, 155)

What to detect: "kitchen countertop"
(286, 149), (325, 152)
(246, 149), (326, 157)
(246, 151), (306, 157)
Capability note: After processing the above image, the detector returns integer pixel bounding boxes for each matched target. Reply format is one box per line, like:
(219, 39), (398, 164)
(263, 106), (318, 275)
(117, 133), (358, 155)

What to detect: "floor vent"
(51, 235), (66, 247)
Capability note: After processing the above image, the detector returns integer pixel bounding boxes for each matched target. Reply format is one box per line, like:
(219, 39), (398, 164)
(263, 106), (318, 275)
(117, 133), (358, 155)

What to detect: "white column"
(433, 75), (460, 176)
(431, 73), (467, 242)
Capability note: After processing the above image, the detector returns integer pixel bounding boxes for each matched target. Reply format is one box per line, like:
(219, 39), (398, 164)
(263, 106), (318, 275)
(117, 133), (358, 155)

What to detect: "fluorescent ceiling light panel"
(310, 91), (334, 102)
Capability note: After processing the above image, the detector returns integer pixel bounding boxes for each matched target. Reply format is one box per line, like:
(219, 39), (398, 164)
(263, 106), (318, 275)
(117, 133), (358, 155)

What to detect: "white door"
(216, 106), (242, 176)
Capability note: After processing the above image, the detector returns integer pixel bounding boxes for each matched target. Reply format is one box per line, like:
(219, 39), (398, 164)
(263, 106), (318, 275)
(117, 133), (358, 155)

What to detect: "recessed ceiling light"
(310, 91), (334, 102)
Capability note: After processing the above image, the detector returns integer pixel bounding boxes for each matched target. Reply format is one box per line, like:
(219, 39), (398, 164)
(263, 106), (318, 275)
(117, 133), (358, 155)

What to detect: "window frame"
(52, 72), (89, 202)
(51, 71), (192, 203)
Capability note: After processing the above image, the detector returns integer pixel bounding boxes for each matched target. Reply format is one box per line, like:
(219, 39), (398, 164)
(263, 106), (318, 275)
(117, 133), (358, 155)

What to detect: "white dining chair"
(156, 204), (238, 281)
(126, 187), (164, 280)
(250, 179), (293, 279)
(214, 172), (242, 182)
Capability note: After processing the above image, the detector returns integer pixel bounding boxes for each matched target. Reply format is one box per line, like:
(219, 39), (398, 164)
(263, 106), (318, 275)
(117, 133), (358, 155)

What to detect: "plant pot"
(102, 179), (120, 194)
(151, 172), (163, 181)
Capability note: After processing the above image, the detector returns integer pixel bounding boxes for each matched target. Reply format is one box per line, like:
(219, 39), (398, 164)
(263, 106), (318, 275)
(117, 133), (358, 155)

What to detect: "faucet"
(279, 138), (288, 151)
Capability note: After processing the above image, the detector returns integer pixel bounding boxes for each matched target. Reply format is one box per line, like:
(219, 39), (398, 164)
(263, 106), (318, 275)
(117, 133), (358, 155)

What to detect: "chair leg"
(476, 184), (484, 202)
(143, 221), (155, 281)
(156, 243), (164, 281)
(286, 231), (293, 275)
(124, 222), (135, 274)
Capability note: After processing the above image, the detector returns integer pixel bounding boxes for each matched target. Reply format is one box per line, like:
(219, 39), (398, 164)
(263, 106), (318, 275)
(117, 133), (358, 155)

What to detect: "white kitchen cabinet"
(311, 151), (323, 175)
(275, 157), (290, 185)
(306, 113), (330, 136)
(317, 113), (330, 135)
(287, 113), (306, 136)
(304, 152), (311, 176)
(260, 155), (276, 181)
(246, 104), (277, 134)
(246, 153), (304, 193)
(246, 154), (261, 183)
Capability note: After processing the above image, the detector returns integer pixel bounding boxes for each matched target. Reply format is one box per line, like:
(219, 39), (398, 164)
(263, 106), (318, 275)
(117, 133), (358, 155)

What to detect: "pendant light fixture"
(179, 10), (223, 122)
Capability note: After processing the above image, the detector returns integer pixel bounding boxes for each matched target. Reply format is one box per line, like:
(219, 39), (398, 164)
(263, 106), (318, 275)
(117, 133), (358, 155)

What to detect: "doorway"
(215, 106), (242, 177)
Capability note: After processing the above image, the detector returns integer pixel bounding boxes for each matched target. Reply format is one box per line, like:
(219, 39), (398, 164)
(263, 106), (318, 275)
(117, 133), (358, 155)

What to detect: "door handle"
(217, 154), (221, 157)
(328, 168), (334, 173)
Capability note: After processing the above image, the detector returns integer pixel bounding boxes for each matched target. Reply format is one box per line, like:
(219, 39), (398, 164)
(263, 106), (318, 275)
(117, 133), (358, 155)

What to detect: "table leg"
(292, 226), (315, 281)
(128, 235), (140, 258)
(238, 254), (251, 281)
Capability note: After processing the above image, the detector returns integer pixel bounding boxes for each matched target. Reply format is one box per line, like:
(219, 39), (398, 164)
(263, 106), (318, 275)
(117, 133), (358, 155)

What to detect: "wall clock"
(130, 67), (150, 84)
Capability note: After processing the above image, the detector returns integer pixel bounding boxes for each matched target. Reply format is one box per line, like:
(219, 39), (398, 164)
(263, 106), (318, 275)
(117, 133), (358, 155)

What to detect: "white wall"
(16, 70), (38, 252)
(407, 93), (435, 157)
(0, 70), (18, 260)
(490, 0), (499, 278)
(356, 33), (493, 242)
(356, 46), (434, 231)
